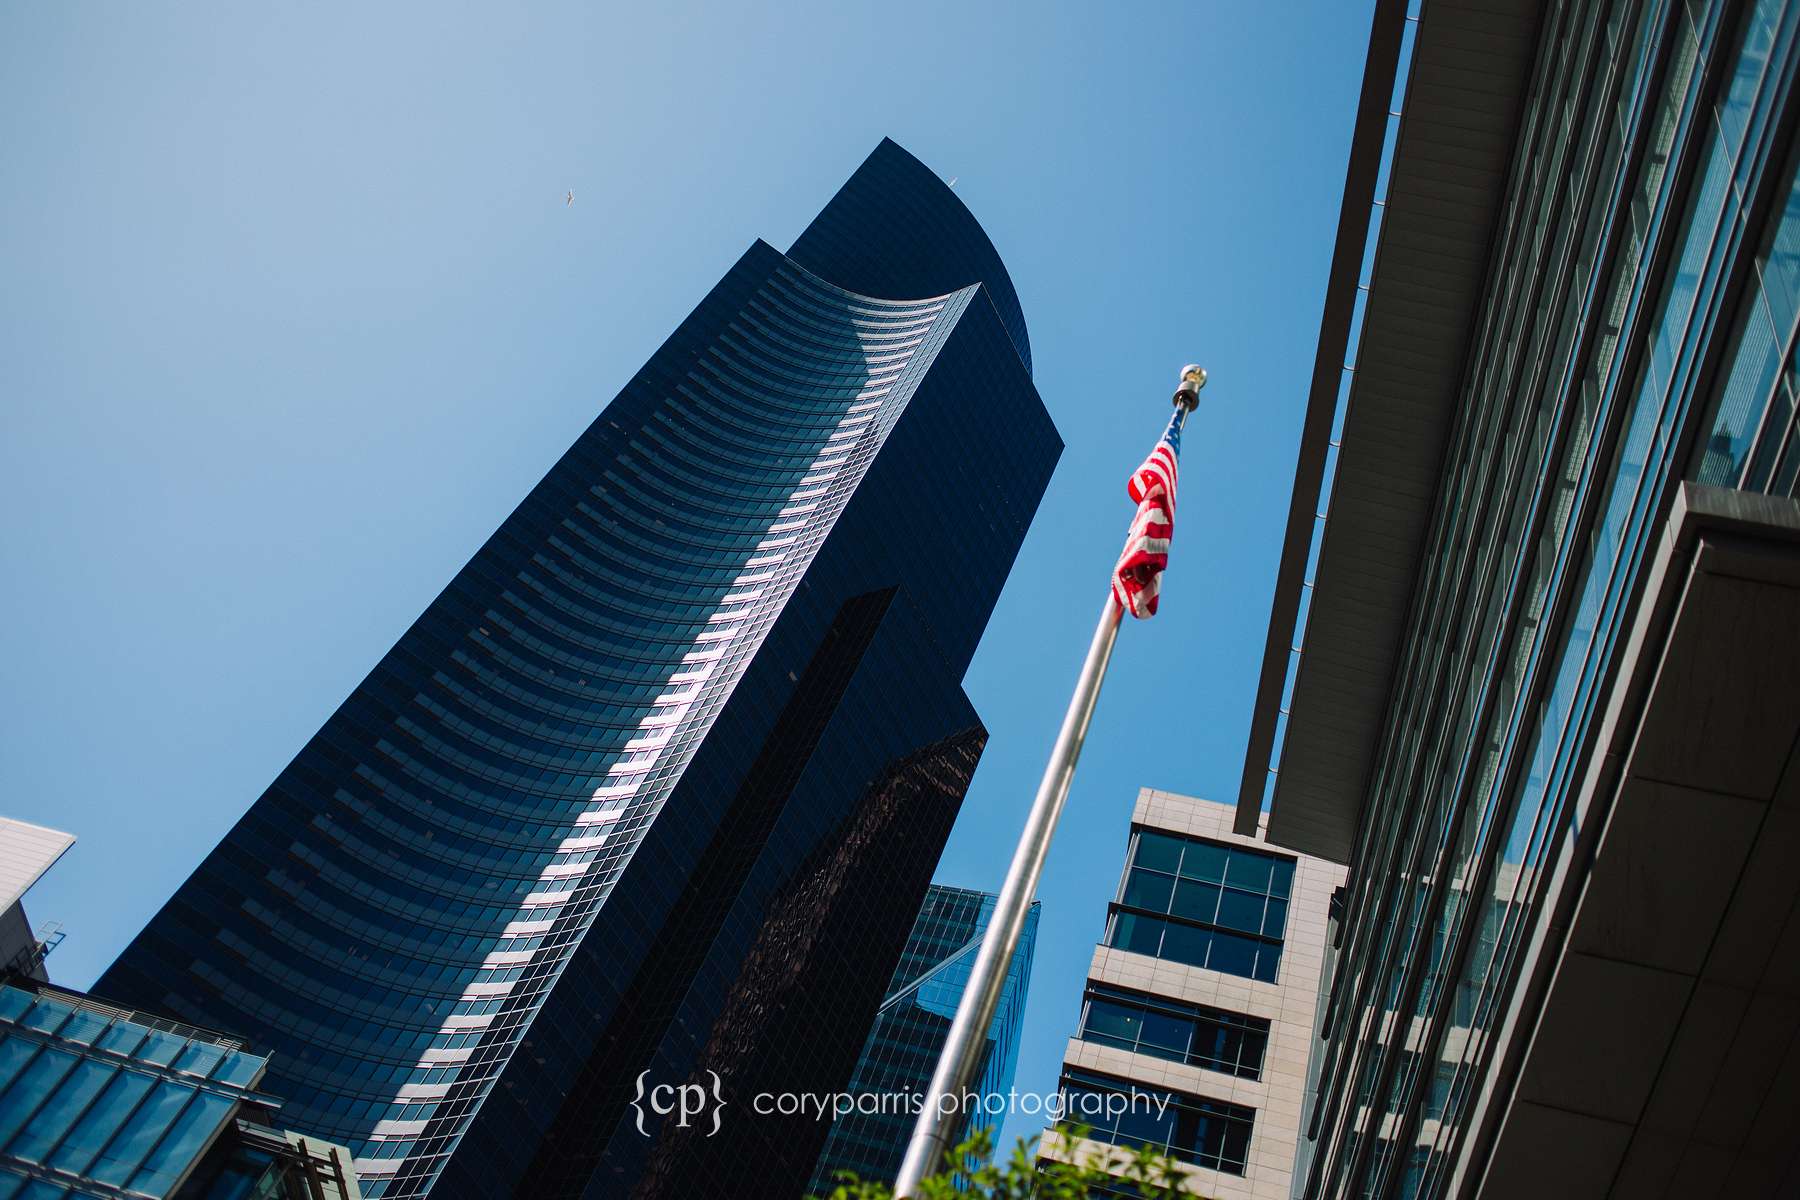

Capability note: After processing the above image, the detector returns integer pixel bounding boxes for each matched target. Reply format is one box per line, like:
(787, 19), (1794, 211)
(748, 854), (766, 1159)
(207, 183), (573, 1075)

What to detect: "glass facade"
(0, 983), (262, 1199)
(1104, 829), (1295, 984)
(806, 887), (1037, 1195)
(1076, 984), (1270, 1081)
(1057, 1068), (1255, 1176)
(0, 982), (358, 1200)
(1290, 2), (1800, 1196)
(94, 139), (1059, 1199)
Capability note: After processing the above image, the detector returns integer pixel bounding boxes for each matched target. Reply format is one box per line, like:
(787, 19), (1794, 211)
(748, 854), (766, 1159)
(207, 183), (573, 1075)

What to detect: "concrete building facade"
(0, 819), (74, 982)
(1042, 790), (1345, 1200)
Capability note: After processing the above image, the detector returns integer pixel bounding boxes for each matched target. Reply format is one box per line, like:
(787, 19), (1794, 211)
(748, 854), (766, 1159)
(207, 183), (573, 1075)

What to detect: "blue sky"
(1, 0), (1370, 1155)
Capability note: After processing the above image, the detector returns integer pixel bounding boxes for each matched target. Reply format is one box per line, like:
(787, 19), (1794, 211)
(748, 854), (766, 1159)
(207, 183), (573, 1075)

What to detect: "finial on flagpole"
(1174, 364), (1207, 411)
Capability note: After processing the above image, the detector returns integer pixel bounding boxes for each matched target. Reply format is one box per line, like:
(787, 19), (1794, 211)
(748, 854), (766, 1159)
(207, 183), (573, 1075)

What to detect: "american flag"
(1112, 409), (1183, 619)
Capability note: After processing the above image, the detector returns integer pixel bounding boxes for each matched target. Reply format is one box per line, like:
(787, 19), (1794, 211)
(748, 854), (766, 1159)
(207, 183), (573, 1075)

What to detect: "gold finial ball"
(1174, 364), (1207, 411)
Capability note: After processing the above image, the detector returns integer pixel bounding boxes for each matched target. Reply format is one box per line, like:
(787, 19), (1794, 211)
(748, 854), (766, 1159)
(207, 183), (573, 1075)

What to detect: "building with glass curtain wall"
(1040, 791), (1344, 1200)
(0, 980), (361, 1200)
(1236, 0), (1800, 1195)
(0, 834), (359, 1200)
(805, 886), (1037, 1195)
(93, 138), (1060, 1199)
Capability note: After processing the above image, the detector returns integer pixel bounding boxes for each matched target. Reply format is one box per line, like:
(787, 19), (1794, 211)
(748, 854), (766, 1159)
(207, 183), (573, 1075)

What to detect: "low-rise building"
(0, 819), (362, 1199)
(1041, 790), (1344, 1200)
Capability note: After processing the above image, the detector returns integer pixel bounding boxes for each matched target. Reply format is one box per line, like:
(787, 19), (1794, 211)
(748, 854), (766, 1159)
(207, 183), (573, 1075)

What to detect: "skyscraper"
(96, 138), (1060, 1199)
(1237, 1), (1800, 1195)
(806, 886), (1037, 1196)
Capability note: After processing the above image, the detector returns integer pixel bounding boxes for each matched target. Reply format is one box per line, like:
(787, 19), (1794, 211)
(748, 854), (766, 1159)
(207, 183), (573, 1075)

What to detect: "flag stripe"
(1112, 410), (1184, 619)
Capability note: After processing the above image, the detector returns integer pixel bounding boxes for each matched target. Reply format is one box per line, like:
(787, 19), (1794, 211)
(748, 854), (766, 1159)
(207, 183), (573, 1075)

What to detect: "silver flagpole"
(892, 365), (1206, 1197)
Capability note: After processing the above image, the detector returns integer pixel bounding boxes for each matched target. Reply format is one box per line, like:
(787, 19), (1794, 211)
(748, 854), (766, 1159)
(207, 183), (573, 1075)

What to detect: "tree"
(814, 1125), (1199, 1199)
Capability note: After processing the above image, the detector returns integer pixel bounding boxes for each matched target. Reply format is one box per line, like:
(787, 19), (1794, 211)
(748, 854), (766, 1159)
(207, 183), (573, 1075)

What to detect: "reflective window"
(1077, 985), (1270, 1079)
(128, 1089), (234, 1196)
(17, 1001), (69, 1037)
(87, 1080), (198, 1187)
(6, 1057), (115, 1163)
(0, 1039), (38, 1096)
(0, 1048), (78, 1147)
(48, 1068), (155, 1176)
(1060, 1069), (1254, 1175)
(0, 985), (274, 1197)
(1107, 830), (1294, 982)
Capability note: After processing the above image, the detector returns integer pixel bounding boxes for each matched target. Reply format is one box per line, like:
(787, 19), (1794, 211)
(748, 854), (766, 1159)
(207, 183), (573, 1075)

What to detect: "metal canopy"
(1234, 0), (1544, 860)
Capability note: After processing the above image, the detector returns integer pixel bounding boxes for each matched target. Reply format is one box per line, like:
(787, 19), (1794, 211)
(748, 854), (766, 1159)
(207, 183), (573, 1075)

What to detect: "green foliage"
(814, 1124), (1195, 1199)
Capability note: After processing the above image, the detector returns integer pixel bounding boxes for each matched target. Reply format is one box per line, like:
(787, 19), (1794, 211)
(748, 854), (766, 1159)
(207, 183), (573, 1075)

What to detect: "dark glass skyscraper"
(1238, 1), (1800, 1196)
(805, 886), (1037, 1196)
(97, 138), (1059, 1199)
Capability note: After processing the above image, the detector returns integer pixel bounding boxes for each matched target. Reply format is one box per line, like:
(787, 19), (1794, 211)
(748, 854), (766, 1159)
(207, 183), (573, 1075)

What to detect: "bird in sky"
(566, 190), (574, 206)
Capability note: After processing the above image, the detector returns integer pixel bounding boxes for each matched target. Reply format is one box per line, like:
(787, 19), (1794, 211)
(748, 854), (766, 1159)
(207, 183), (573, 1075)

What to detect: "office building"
(95, 138), (1059, 1198)
(1040, 790), (1344, 1200)
(1236, 0), (1800, 1194)
(0, 820), (361, 1199)
(806, 886), (1037, 1195)
(0, 980), (362, 1200)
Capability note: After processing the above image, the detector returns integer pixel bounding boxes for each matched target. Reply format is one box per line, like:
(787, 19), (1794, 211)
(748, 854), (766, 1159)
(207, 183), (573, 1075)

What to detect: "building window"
(1105, 830), (1294, 982)
(1058, 1068), (1254, 1176)
(1076, 984), (1269, 1079)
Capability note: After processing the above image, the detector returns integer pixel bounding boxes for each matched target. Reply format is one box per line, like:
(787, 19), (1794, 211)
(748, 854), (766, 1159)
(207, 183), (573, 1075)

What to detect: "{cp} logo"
(631, 1070), (726, 1137)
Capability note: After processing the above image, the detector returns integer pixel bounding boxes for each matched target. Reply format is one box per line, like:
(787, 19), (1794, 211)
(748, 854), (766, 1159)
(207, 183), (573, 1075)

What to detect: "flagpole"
(892, 366), (1206, 1198)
